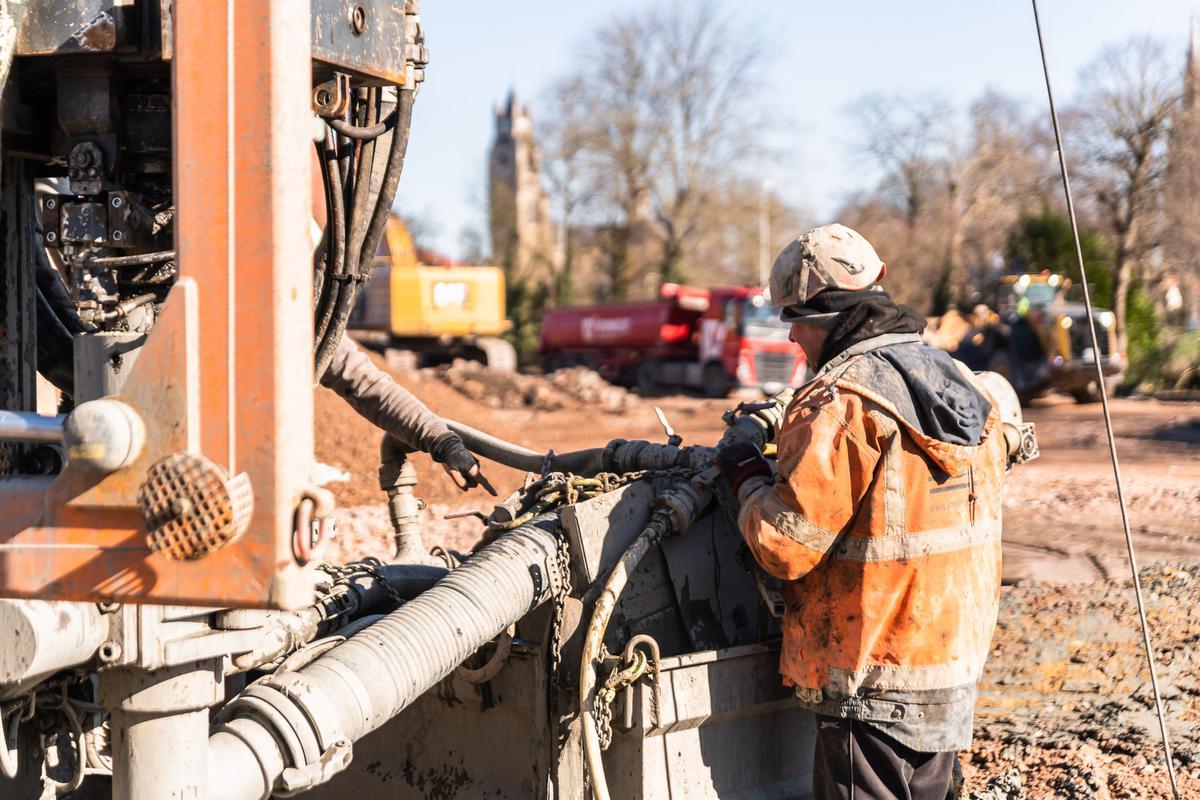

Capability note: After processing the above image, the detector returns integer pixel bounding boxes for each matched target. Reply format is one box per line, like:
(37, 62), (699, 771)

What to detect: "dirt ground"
(314, 351), (1200, 797)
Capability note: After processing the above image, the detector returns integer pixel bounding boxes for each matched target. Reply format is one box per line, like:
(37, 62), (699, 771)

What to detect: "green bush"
(1121, 281), (1165, 389)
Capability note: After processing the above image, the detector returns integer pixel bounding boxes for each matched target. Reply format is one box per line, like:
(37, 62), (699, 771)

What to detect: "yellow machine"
(352, 217), (516, 370)
(928, 273), (1124, 403)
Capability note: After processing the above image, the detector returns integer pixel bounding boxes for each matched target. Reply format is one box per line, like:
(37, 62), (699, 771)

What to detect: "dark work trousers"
(812, 715), (957, 800)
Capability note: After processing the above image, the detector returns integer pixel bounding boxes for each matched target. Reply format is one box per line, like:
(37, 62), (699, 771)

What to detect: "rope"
(1030, 3), (1179, 796)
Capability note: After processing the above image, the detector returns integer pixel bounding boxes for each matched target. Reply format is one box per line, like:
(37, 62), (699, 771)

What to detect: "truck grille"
(1069, 318), (1111, 360)
(754, 352), (793, 386)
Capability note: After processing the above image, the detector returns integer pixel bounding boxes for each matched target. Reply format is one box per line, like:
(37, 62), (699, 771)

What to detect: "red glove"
(717, 440), (772, 497)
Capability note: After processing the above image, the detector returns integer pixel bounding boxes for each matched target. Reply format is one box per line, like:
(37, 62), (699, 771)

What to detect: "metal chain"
(486, 470), (651, 691)
(593, 649), (649, 751)
(317, 556), (407, 607)
(548, 530), (573, 689)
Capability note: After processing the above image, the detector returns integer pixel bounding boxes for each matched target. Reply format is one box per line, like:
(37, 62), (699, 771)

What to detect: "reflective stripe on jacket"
(737, 334), (1006, 752)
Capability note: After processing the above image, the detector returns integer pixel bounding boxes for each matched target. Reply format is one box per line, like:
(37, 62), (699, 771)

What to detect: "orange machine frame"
(0, 0), (317, 609)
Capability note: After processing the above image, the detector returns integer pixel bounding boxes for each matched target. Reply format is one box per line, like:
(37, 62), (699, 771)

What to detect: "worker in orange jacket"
(719, 224), (1007, 799)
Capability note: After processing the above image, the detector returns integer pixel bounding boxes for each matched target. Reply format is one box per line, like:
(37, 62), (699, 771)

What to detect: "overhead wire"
(1029, 3), (1180, 796)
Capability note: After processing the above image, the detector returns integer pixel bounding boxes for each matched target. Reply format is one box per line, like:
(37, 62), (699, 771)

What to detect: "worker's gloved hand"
(430, 432), (496, 496)
(717, 439), (772, 497)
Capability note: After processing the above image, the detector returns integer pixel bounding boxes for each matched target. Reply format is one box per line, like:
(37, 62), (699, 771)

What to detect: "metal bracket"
(1014, 422), (1039, 465)
(312, 73), (352, 118)
(276, 738), (353, 796)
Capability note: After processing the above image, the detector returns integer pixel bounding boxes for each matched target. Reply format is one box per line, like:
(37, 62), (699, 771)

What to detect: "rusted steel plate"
(311, 0), (407, 84)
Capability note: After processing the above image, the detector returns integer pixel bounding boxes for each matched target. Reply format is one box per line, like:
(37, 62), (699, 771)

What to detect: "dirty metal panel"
(606, 643), (815, 800)
(561, 479), (655, 590)
(16, 1), (133, 55)
(311, 0), (407, 84)
(660, 506), (762, 651)
(302, 650), (552, 799)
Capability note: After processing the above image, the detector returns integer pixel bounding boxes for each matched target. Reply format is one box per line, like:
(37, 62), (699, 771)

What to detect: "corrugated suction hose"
(208, 515), (563, 800)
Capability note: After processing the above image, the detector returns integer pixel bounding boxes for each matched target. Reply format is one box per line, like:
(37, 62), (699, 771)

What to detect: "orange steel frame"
(0, 0), (317, 609)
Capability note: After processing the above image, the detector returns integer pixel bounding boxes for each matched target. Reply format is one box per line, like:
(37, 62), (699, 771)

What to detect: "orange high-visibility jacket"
(737, 333), (1006, 752)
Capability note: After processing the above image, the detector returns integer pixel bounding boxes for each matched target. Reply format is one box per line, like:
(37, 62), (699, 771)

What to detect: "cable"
(85, 250), (176, 268)
(314, 133), (346, 347)
(1030, 3), (1179, 796)
(314, 87), (413, 379)
(329, 110), (396, 141)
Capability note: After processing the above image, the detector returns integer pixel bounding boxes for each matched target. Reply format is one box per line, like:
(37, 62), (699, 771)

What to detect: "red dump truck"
(539, 284), (807, 396)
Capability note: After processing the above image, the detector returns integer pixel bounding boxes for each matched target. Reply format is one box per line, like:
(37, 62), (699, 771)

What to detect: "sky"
(400, 1), (1200, 260)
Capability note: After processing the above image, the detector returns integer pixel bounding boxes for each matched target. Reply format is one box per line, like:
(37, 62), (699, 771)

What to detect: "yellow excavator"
(351, 217), (516, 370)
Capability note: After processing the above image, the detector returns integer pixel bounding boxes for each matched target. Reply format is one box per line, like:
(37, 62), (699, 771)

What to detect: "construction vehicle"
(0, 3), (1038, 799)
(540, 284), (807, 397)
(350, 216), (517, 371)
(925, 273), (1124, 404)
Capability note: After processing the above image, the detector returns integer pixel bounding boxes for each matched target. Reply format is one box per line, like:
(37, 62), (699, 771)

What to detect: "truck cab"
(699, 288), (808, 395)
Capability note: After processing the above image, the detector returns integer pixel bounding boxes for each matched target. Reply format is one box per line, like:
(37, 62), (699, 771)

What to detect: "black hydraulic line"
(34, 288), (75, 395)
(34, 249), (84, 335)
(344, 87), (380, 283)
(354, 87), (414, 277)
(313, 134), (347, 349)
(328, 108), (397, 141)
(86, 250), (176, 268)
(443, 417), (605, 475)
(314, 87), (412, 379)
(1030, 3), (1179, 796)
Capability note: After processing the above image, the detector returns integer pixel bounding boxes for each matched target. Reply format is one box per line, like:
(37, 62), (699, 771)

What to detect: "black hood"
(846, 342), (992, 447)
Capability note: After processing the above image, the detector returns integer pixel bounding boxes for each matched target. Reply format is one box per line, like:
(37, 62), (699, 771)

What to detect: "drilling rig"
(0, 3), (1038, 798)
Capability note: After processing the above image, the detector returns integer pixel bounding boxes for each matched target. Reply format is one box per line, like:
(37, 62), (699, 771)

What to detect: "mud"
(966, 564), (1200, 798)
(416, 360), (630, 415)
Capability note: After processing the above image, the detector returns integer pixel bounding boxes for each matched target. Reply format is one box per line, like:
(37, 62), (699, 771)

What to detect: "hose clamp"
(275, 739), (353, 797)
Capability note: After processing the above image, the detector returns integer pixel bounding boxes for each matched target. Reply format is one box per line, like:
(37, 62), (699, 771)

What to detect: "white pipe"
(0, 600), (107, 698)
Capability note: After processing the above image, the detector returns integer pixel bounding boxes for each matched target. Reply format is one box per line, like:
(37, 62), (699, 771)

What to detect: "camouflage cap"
(768, 224), (885, 319)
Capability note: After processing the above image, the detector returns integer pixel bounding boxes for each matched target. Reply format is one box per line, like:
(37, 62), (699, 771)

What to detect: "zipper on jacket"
(967, 467), (977, 525)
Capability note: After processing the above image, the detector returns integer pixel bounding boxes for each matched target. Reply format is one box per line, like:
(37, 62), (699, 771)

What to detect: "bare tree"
(1072, 36), (1178, 353)
(846, 90), (1059, 310)
(541, 75), (599, 304)
(945, 91), (1056, 302)
(644, 0), (770, 286)
(541, 0), (772, 298)
(850, 93), (952, 233)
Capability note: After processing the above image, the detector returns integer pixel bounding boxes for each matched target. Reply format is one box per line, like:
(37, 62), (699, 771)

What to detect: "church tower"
(488, 92), (556, 281)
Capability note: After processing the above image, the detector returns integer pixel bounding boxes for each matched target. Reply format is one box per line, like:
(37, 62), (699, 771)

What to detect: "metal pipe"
(103, 660), (224, 800)
(0, 601), (108, 699)
(207, 516), (563, 800)
(0, 411), (65, 443)
(380, 434), (437, 563)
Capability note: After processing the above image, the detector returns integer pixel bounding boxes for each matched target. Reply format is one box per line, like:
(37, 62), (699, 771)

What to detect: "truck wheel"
(1071, 377), (1117, 404)
(636, 361), (658, 395)
(384, 348), (419, 372)
(701, 363), (731, 398)
(477, 337), (517, 372)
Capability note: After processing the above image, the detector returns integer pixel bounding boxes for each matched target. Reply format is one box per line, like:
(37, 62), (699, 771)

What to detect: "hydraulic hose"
(579, 517), (666, 800)
(444, 418), (605, 474)
(578, 477), (714, 800)
(314, 87), (413, 379)
(207, 515), (563, 800)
